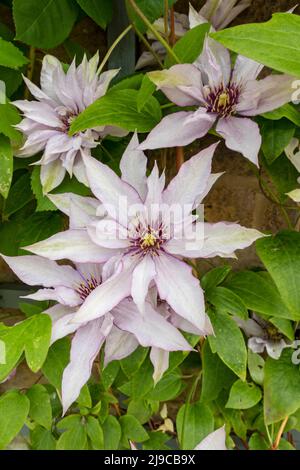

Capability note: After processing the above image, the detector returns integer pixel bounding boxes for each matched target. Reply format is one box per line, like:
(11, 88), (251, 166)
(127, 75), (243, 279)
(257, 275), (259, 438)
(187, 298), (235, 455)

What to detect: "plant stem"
(272, 416), (289, 450)
(164, 0), (169, 37)
(98, 24), (133, 75)
(176, 146), (184, 172)
(127, 0), (180, 64)
(133, 25), (164, 69)
(24, 46), (36, 99)
(169, 6), (176, 46)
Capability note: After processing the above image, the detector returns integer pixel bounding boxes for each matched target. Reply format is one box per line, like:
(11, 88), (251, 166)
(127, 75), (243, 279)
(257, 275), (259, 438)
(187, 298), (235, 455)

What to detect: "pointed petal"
(150, 347), (169, 384)
(61, 317), (112, 414)
(232, 55), (264, 84)
(72, 260), (135, 324)
(22, 286), (81, 307)
(113, 299), (193, 351)
(51, 313), (79, 344)
(25, 229), (113, 263)
(131, 256), (156, 310)
(197, 37), (231, 88)
(194, 426), (227, 450)
(41, 159), (66, 194)
(139, 110), (215, 150)
(154, 254), (209, 333)
(198, 222), (265, 258)
(238, 74), (295, 116)
(1, 254), (81, 288)
(216, 116), (261, 166)
(163, 142), (219, 208)
(148, 65), (203, 106)
(83, 153), (141, 225)
(120, 132), (147, 201)
(47, 193), (99, 218)
(104, 326), (139, 366)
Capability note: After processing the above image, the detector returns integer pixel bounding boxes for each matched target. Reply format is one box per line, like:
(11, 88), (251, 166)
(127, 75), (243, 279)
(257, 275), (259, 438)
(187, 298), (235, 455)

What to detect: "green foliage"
(211, 13), (300, 76)
(75, 0), (113, 29)
(0, 390), (30, 450)
(70, 89), (162, 134)
(176, 401), (214, 450)
(165, 23), (210, 67)
(13, 0), (78, 48)
(0, 134), (13, 198)
(226, 380), (262, 410)
(126, 0), (177, 34)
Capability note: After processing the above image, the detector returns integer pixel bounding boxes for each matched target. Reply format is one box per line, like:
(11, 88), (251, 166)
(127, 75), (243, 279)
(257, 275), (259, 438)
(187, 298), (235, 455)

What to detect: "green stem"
(127, 0), (180, 64)
(180, 374), (202, 449)
(98, 24), (133, 75)
(24, 46), (36, 99)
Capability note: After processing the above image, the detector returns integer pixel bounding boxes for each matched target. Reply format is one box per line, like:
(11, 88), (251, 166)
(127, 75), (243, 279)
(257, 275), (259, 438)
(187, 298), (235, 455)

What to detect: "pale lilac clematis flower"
(235, 315), (291, 360)
(1, 254), (194, 413)
(136, 0), (252, 70)
(25, 134), (265, 335)
(14, 53), (126, 193)
(139, 37), (295, 166)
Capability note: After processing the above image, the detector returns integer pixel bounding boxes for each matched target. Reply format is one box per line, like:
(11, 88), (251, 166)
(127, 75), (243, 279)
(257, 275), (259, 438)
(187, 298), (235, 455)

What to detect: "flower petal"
(232, 55), (264, 84)
(154, 254), (209, 333)
(113, 299), (193, 351)
(194, 426), (227, 450)
(1, 254), (81, 288)
(139, 110), (215, 150)
(41, 159), (66, 194)
(150, 347), (169, 384)
(72, 260), (136, 324)
(163, 142), (219, 208)
(197, 37), (231, 88)
(104, 326), (139, 366)
(120, 132), (147, 201)
(131, 255), (156, 311)
(61, 316), (112, 414)
(216, 116), (261, 166)
(25, 229), (113, 263)
(22, 286), (81, 307)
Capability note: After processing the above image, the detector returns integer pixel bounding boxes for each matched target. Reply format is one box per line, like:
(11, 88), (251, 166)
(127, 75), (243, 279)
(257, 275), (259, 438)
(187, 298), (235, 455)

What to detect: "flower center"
(130, 223), (167, 256)
(205, 84), (240, 118)
(76, 276), (101, 301)
(57, 108), (77, 133)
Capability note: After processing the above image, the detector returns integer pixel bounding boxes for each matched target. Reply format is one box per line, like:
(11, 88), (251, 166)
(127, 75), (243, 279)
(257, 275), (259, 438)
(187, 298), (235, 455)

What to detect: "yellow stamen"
(218, 92), (229, 109)
(141, 232), (157, 249)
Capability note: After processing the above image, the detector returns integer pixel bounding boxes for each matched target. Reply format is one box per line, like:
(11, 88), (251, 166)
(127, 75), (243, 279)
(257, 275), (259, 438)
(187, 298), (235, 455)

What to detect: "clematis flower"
(25, 134), (265, 335)
(139, 37), (295, 166)
(13, 53), (126, 193)
(235, 315), (291, 360)
(1, 254), (194, 413)
(136, 1), (252, 70)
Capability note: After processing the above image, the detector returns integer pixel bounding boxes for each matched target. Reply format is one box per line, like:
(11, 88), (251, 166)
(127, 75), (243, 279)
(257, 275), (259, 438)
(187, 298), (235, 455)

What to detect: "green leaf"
(248, 349), (265, 386)
(102, 415), (122, 450)
(127, 399), (153, 424)
(86, 416), (104, 450)
(4, 172), (33, 217)
(120, 347), (148, 378)
(0, 103), (22, 143)
(24, 314), (52, 372)
(0, 66), (23, 97)
(208, 309), (247, 380)
(42, 337), (70, 390)
(201, 341), (235, 403)
(165, 23), (210, 67)
(206, 286), (248, 320)
(201, 265), (231, 291)
(75, 0), (112, 29)
(0, 134), (13, 198)
(18, 212), (64, 254)
(226, 380), (262, 410)
(0, 390), (30, 450)
(249, 433), (269, 450)
(26, 384), (52, 429)
(176, 401), (214, 450)
(101, 362), (120, 390)
(264, 349), (300, 424)
(137, 75), (156, 112)
(262, 103), (300, 128)
(225, 270), (295, 320)
(211, 13), (300, 76)
(256, 231), (300, 320)
(143, 431), (170, 450)
(119, 358), (154, 399)
(147, 369), (184, 401)
(30, 426), (56, 450)
(13, 0), (78, 49)
(126, 0), (177, 34)
(77, 384), (92, 409)
(70, 89), (162, 134)
(261, 152), (299, 203)
(0, 37), (28, 69)
(261, 118), (295, 164)
(119, 414), (149, 445)
(31, 167), (57, 212)
(57, 423), (87, 450)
